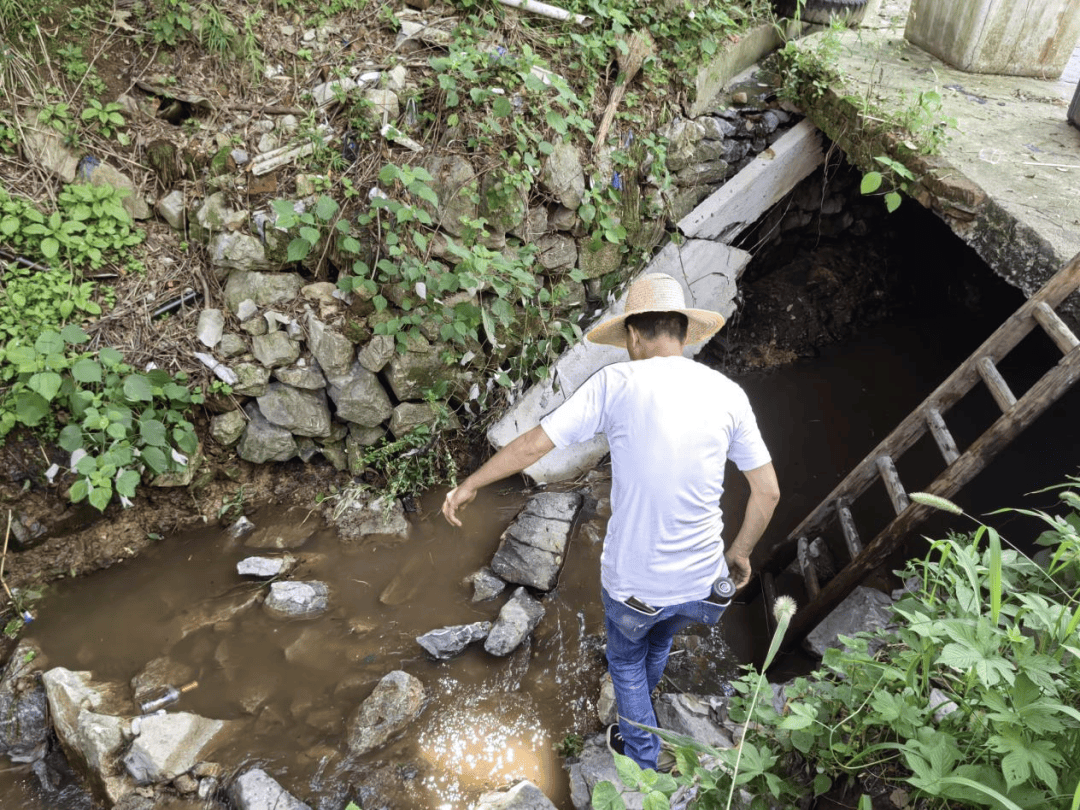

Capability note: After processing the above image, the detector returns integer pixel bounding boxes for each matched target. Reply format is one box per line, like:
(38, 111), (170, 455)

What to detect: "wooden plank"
(926, 407), (961, 465)
(875, 455), (910, 515)
(782, 252), (1080, 543)
(1033, 301), (1080, 354)
(977, 356), (1018, 412)
(678, 120), (825, 241)
(798, 536), (821, 599)
(782, 343), (1080, 650)
(836, 499), (863, 558)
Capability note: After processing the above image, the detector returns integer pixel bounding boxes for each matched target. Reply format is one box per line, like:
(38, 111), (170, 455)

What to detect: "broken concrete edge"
(488, 240), (751, 484)
(797, 79), (1067, 305)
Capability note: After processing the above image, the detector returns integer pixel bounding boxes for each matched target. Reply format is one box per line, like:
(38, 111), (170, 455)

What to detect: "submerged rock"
(263, 581), (329, 619)
(475, 780), (559, 810)
(490, 492), (582, 591)
(327, 493), (409, 541)
(484, 587), (545, 657)
(416, 622), (491, 660)
(464, 567), (507, 602)
(346, 670), (424, 755)
(227, 767), (312, 810)
(237, 555), (295, 579)
(0, 640), (50, 764)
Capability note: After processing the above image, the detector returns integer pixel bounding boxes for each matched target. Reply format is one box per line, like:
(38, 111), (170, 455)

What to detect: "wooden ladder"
(771, 252), (1080, 650)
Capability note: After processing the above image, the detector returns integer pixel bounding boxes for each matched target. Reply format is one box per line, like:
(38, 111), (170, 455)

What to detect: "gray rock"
(465, 568), (507, 602)
(21, 122), (79, 181)
(490, 493), (581, 590)
(424, 154), (478, 237)
(245, 508), (317, 549)
(654, 693), (736, 750)
(228, 767), (312, 810)
(306, 316), (355, 377)
(224, 271), (304, 313)
(805, 585), (894, 657)
(700, 116), (737, 140)
(256, 383), (332, 437)
(329, 364), (393, 427)
(251, 332), (300, 368)
(522, 492), (583, 521)
(480, 171), (527, 235)
(123, 712), (231, 784)
(356, 334), (396, 373)
(210, 410), (247, 447)
(510, 206), (549, 241)
(535, 233), (577, 271)
(490, 541), (562, 594)
(346, 670), (424, 755)
(566, 733), (646, 810)
(484, 587), (545, 657)
(273, 364), (326, 390)
(345, 424), (386, 472)
(196, 192), (232, 233)
(236, 299), (260, 322)
(257, 133), (278, 154)
(231, 363), (272, 397)
(383, 64), (407, 94)
(576, 239), (622, 280)
(388, 402), (440, 438)
(663, 119), (707, 172)
(210, 233), (268, 272)
(197, 309), (225, 348)
(166, 589), (263, 642)
(676, 160), (730, 186)
(475, 781), (558, 810)
(311, 78), (357, 107)
(231, 148), (250, 166)
(237, 555), (295, 578)
(156, 190), (186, 230)
(263, 581), (329, 619)
(597, 672), (616, 727)
(541, 142), (585, 210)
(79, 158), (151, 220)
(229, 516), (256, 539)
(549, 205), (579, 233)
(416, 622), (491, 660)
(0, 640), (49, 763)
(328, 492), (409, 541)
(384, 347), (455, 401)
(362, 88), (399, 121)
(237, 403), (297, 463)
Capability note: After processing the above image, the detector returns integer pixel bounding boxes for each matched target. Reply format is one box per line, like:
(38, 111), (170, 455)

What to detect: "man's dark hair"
(625, 311), (688, 342)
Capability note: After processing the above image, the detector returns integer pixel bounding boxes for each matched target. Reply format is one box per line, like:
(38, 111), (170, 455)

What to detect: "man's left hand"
(725, 551), (752, 589)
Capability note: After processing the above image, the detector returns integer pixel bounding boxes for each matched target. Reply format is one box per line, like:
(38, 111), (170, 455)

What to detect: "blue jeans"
(602, 588), (728, 769)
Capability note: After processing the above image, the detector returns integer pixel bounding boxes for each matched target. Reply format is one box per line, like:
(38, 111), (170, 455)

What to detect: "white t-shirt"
(540, 356), (772, 606)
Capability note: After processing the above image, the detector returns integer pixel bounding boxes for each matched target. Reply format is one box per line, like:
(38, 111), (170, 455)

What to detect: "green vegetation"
(594, 482), (1080, 809)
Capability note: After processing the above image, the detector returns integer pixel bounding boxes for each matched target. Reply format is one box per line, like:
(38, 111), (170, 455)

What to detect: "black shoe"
(606, 723), (626, 757)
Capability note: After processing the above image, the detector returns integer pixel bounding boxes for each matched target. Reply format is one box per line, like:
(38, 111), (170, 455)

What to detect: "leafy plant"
(860, 155), (915, 213)
(0, 325), (201, 511)
(144, 0), (194, 46)
(80, 99), (127, 141)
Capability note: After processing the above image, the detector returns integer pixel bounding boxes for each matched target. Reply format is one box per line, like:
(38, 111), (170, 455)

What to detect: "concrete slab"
(792, 5), (1080, 304)
(487, 241), (751, 483)
(679, 119), (826, 241)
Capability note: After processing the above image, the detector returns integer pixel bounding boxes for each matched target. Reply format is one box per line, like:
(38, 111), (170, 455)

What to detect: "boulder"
(165, 589), (263, 642)
(464, 568), (507, 602)
(195, 192), (232, 234)
(388, 401), (446, 439)
(805, 586), (894, 657)
(209, 410), (247, 447)
(237, 555), (296, 578)
(263, 581), (329, 619)
(356, 334), (396, 373)
(131, 657), (197, 707)
(328, 364), (393, 427)
(256, 383), (332, 438)
(416, 621), (491, 660)
(123, 712), (232, 784)
(384, 346), (460, 401)
(566, 733), (646, 810)
(21, 122), (79, 181)
(327, 492), (409, 541)
(231, 363), (272, 397)
(576, 239), (622, 279)
(0, 640), (50, 763)
(475, 781), (559, 810)
(484, 587), (545, 657)
(346, 670), (424, 755)
(156, 190), (186, 230)
(424, 154), (478, 237)
(306, 316), (355, 378)
(273, 364), (326, 390)
(227, 767), (312, 810)
(490, 492), (582, 591)
(209, 233), (268, 272)
(78, 157), (152, 220)
(654, 693), (736, 750)
(237, 403), (297, 463)
(535, 234), (577, 272)
(541, 142), (585, 210)
(223, 271), (304, 313)
(251, 332), (300, 368)
(362, 89), (399, 121)
(245, 508), (317, 549)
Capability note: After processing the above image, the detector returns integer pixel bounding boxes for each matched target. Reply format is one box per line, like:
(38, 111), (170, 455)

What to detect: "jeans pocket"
(602, 590), (656, 643)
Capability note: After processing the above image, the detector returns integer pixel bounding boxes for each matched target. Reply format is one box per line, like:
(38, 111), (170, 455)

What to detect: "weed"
(145, 0), (194, 46)
(80, 99), (127, 141)
(555, 733), (585, 759)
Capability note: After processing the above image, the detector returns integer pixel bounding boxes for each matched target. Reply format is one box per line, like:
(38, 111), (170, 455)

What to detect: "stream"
(4, 219), (1080, 809)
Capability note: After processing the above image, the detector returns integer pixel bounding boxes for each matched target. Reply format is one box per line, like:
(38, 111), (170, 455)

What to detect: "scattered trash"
(195, 352), (239, 385)
(139, 680), (199, 714)
(381, 124), (423, 153)
(495, 0), (592, 26)
(152, 289), (201, 319)
(249, 125), (333, 176)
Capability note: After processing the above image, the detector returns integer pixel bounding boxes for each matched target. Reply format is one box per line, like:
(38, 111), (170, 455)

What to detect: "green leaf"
(40, 237), (59, 259)
(59, 424), (84, 452)
(140, 419), (168, 447)
(35, 330), (64, 355)
(641, 792), (669, 810)
(72, 358), (103, 383)
(88, 483), (112, 512)
(814, 774), (832, 796)
(99, 346), (124, 367)
(315, 195), (339, 221)
(61, 324), (90, 344)
(589, 781), (626, 810)
(492, 96), (512, 118)
(860, 171), (883, 194)
(116, 469), (140, 498)
(287, 238), (311, 262)
(106, 422), (127, 440)
(140, 446), (167, 474)
(885, 191), (902, 213)
(299, 226), (321, 245)
(123, 375), (153, 402)
(75, 454), (97, 476)
(15, 392), (49, 426)
(613, 753), (643, 789)
(69, 478), (90, 503)
(28, 372), (63, 402)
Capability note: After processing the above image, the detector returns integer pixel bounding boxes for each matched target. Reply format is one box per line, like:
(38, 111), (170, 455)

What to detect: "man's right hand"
(442, 485), (477, 527)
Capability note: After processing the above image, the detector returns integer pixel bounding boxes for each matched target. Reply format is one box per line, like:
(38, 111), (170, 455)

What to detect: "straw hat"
(586, 273), (726, 347)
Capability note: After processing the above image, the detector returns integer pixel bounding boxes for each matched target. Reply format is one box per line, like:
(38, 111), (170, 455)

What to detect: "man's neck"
(630, 337), (685, 360)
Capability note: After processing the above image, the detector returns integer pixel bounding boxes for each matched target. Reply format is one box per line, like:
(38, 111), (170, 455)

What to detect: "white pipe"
(495, 0), (592, 27)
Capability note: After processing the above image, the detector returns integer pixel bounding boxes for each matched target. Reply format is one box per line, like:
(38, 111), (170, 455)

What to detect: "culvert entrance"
(3, 161), (1079, 810)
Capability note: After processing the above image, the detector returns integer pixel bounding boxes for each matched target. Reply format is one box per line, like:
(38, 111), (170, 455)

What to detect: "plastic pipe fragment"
(495, 0), (592, 27)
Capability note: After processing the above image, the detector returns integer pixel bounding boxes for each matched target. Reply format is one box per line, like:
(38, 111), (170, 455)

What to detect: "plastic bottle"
(711, 576), (737, 606)
(139, 680), (198, 714)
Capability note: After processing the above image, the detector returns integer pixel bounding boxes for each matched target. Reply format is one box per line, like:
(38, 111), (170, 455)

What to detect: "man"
(442, 272), (779, 771)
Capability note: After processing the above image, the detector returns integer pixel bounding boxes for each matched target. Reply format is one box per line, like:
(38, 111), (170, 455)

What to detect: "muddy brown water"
(6, 237), (1080, 808)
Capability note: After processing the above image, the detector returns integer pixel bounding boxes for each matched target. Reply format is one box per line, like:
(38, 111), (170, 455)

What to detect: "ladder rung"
(875, 454), (910, 514)
(798, 536), (821, 599)
(1033, 301), (1080, 355)
(925, 406), (960, 465)
(976, 356), (1017, 412)
(835, 499), (863, 558)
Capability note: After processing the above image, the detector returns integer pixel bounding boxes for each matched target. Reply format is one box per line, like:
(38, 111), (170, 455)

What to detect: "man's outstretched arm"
(725, 462), (780, 589)
(442, 425), (556, 526)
